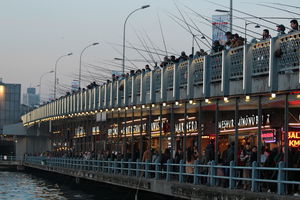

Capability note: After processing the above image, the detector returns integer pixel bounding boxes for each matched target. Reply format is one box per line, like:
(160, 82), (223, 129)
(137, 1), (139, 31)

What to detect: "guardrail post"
(108, 158), (112, 174)
(128, 159), (132, 176)
(179, 160), (184, 183)
(155, 159), (160, 180)
(277, 161), (285, 195)
(229, 161), (235, 189)
(114, 159), (117, 174)
(166, 159), (171, 181)
(121, 159), (124, 175)
(251, 161), (258, 192)
(136, 159), (140, 177)
(145, 160), (149, 179)
(193, 160), (199, 185)
(209, 161), (216, 186)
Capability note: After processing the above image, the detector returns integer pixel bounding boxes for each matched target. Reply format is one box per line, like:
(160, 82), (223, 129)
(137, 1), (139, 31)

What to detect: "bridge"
(18, 32), (300, 198)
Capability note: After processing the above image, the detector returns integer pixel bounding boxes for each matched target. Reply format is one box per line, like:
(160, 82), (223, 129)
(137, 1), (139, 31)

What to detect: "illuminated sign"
(218, 114), (270, 130)
(288, 131), (300, 147)
(261, 129), (276, 143)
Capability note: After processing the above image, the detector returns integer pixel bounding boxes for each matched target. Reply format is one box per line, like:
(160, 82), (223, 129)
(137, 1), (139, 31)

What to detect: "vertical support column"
(131, 107), (134, 160)
(284, 93), (289, 165)
(149, 106), (152, 150)
(139, 107), (143, 160)
(215, 99), (219, 163)
(111, 110), (114, 153)
(159, 104), (163, 157)
(117, 109), (121, 154)
(257, 96), (262, 166)
(198, 101), (202, 160)
(183, 102), (187, 161)
(171, 103), (175, 160)
(124, 109), (127, 157)
(234, 97), (239, 165)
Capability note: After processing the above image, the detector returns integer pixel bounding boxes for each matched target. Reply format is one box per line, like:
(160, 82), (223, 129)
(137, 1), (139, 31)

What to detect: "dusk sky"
(0, 0), (298, 102)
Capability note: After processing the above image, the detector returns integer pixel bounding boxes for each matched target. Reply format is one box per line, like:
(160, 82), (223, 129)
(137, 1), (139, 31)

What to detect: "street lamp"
(39, 70), (54, 103)
(215, 0), (233, 33)
(244, 22), (260, 43)
(54, 52), (72, 99)
(79, 42), (99, 89)
(122, 5), (150, 74)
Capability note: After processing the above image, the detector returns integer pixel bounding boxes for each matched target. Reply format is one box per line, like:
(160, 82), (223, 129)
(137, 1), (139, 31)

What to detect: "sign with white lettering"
(218, 114), (270, 130)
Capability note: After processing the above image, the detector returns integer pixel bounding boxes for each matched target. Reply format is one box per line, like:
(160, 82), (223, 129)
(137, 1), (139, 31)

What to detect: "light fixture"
(175, 101), (179, 106)
(105, 109), (109, 111)
(162, 102), (167, 107)
(205, 99), (209, 103)
(189, 100), (193, 104)
(112, 108), (114, 111)
(271, 93), (276, 98)
(245, 95), (250, 102)
(118, 107), (121, 111)
(224, 97), (229, 103)
(142, 105), (145, 109)
(100, 110), (103, 112)
(152, 104), (155, 108)
(125, 107), (128, 110)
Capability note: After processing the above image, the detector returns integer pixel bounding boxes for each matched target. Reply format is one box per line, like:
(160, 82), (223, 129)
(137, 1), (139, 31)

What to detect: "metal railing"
(0, 155), (22, 161)
(24, 156), (300, 195)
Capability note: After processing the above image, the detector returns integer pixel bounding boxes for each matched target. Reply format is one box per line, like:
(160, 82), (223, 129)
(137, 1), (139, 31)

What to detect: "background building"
(0, 78), (21, 155)
(23, 87), (39, 107)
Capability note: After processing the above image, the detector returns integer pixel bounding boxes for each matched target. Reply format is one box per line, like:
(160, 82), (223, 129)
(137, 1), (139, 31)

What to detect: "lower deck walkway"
(22, 157), (300, 199)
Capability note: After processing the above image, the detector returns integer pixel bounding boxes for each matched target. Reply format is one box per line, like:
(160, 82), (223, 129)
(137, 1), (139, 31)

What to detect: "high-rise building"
(0, 79), (21, 134)
(23, 87), (40, 107)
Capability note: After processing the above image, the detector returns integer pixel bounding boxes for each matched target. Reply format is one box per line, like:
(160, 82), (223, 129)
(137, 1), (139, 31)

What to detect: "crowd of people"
(212, 19), (299, 53)
(26, 140), (300, 195)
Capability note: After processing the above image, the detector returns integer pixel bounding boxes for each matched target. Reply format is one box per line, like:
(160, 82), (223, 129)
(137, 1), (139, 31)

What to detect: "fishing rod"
(184, 5), (261, 39)
(257, 3), (300, 18)
(133, 28), (156, 64)
(167, 10), (210, 49)
(168, 13), (206, 50)
(173, 0), (204, 53)
(106, 41), (178, 57)
(126, 40), (156, 67)
(93, 60), (137, 71)
(157, 12), (168, 56)
(206, 0), (279, 31)
(108, 43), (139, 69)
(142, 28), (162, 62)
(270, 3), (300, 10)
(185, 14), (213, 48)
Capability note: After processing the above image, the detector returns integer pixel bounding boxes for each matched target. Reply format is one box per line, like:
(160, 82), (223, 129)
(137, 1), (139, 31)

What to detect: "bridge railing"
(0, 155), (22, 161)
(24, 156), (300, 195)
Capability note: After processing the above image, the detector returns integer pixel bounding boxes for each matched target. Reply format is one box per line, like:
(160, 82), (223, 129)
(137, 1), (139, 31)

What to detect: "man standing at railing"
(142, 146), (152, 162)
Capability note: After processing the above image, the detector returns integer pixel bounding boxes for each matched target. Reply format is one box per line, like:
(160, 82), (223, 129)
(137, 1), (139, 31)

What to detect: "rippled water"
(0, 171), (96, 200)
(0, 170), (174, 200)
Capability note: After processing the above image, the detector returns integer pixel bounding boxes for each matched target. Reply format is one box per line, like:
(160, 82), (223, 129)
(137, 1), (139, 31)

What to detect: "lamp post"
(215, 0), (233, 33)
(79, 42), (99, 90)
(54, 53), (72, 99)
(39, 70), (54, 103)
(122, 5), (150, 74)
(244, 22), (260, 43)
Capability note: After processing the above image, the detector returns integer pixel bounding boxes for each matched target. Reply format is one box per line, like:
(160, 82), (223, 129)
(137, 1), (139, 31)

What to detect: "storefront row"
(51, 94), (300, 165)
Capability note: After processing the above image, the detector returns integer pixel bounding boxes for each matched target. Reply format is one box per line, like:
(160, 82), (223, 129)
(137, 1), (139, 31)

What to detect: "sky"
(0, 0), (299, 102)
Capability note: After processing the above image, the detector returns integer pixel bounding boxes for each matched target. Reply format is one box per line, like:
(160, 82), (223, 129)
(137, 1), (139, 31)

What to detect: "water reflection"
(0, 171), (174, 200)
(0, 171), (94, 200)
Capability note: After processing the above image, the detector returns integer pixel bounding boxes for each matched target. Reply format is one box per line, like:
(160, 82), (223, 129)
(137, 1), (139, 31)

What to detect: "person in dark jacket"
(205, 139), (215, 162)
